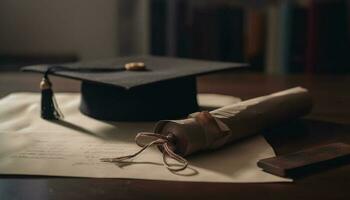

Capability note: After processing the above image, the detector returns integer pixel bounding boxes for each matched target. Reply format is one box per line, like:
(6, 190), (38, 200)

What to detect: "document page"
(0, 93), (291, 182)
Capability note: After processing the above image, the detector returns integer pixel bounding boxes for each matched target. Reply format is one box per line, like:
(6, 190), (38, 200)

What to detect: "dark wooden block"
(258, 143), (350, 177)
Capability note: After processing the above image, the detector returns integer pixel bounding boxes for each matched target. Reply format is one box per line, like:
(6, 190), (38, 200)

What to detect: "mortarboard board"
(22, 56), (247, 121)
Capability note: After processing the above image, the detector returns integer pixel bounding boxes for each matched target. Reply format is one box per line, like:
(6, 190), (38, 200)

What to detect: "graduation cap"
(22, 56), (247, 121)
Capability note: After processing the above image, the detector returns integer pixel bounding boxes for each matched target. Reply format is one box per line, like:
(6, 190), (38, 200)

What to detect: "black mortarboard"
(22, 56), (247, 121)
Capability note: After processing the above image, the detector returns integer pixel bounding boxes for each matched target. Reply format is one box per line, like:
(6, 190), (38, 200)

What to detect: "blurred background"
(0, 0), (349, 74)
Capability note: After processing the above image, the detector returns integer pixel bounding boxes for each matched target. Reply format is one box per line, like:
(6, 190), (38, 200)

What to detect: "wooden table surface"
(0, 72), (349, 200)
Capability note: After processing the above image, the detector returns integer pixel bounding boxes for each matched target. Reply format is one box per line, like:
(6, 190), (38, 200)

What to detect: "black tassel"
(38, 64), (125, 120)
(40, 76), (63, 120)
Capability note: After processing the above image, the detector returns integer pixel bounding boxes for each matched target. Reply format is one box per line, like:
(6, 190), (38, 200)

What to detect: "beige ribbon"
(101, 132), (188, 171)
(194, 111), (231, 149)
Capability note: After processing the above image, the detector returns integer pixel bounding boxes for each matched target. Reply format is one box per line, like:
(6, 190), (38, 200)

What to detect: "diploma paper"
(0, 93), (291, 182)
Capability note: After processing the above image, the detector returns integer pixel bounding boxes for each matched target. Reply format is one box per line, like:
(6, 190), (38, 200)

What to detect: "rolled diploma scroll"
(154, 87), (312, 157)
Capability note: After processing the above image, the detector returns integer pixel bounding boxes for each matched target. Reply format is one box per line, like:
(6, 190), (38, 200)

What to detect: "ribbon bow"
(101, 132), (188, 171)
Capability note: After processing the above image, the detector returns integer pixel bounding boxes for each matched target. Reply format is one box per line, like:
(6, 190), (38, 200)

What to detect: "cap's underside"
(79, 77), (198, 121)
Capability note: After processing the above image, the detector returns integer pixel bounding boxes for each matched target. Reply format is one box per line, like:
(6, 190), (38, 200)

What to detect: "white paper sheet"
(0, 93), (291, 182)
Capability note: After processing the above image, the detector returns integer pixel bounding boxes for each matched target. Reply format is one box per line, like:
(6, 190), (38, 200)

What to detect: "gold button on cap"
(40, 78), (51, 90)
(125, 62), (146, 71)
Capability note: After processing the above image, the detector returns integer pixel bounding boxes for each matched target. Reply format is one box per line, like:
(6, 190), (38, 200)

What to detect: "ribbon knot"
(101, 132), (188, 171)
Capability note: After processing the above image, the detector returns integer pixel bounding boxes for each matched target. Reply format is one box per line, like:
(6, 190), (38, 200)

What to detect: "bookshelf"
(150, 0), (350, 74)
